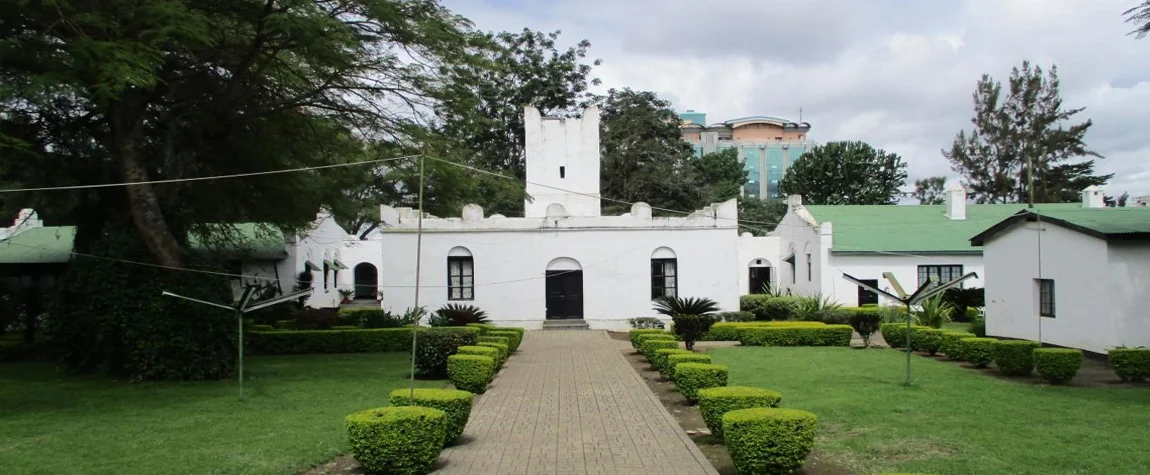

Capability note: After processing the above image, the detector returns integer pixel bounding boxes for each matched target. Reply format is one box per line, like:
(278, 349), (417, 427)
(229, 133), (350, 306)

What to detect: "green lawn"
(0, 353), (444, 475)
(709, 346), (1150, 475)
(941, 322), (970, 333)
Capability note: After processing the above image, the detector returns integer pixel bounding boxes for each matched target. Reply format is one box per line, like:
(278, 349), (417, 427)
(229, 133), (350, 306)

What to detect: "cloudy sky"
(441, 0), (1150, 198)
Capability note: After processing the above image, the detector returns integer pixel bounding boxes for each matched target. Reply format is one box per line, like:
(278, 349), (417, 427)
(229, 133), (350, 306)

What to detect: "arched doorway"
(353, 263), (378, 300)
(748, 258), (773, 294)
(545, 257), (583, 320)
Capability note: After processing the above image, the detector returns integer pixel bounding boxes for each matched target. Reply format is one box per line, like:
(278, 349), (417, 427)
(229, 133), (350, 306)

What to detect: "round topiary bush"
(641, 339), (680, 362)
(487, 331), (521, 352)
(723, 407), (817, 475)
(675, 363), (729, 403)
(697, 386), (783, 440)
(388, 388), (474, 446)
(1034, 348), (1084, 384)
(345, 406), (446, 475)
(960, 337), (996, 368)
(911, 328), (944, 355)
(447, 354), (495, 394)
(667, 353), (712, 380)
(1109, 347), (1150, 382)
(992, 340), (1040, 376)
(939, 331), (977, 360)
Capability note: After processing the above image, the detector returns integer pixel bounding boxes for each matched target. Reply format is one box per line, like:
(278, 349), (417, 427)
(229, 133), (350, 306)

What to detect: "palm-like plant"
(653, 296), (719, 317)
(914, 294), (953, 329)
(431, 303), (488, 326)
(793, 294), (842, 322)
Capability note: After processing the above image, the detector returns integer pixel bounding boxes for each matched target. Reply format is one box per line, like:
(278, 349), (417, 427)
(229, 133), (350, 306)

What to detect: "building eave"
(830, 250), (984, 256)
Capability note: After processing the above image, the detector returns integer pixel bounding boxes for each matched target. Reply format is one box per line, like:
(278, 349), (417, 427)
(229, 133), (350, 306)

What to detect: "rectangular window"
(559, 166), (565, 178)
(917, 265), (963, 286)
(806, 254), (812, 282)
(448, 256), (474, 300)
(1037, 279), (1055, 317)
(651, 258), (678, 300)
(323, 262), (330, 290)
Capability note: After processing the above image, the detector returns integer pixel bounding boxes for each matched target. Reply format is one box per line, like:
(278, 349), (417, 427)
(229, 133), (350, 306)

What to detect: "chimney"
(945, 184), (967, 220)
(786, 194), (803, 206)
(1082, 185), (1105, 209)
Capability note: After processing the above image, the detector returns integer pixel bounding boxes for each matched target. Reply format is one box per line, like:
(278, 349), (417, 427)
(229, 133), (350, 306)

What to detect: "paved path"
(435, 330), (718, 475)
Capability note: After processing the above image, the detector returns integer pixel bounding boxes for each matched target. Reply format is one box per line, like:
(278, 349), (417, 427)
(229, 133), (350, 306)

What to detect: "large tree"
(693, 148), (747, 205)
(737, 198), (788, 236)
(943, 61), (1106, 204)
(778, 141), (908, 205)
(913, 177), (947, 205)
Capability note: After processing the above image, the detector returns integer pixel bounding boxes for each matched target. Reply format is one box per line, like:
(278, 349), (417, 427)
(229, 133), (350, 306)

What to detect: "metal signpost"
(842, 271), (979, 386)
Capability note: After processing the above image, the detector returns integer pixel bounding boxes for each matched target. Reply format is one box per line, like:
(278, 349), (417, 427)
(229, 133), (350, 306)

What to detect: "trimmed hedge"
(992, 340), (1040, 376)
(654, 348), (694, 377)
(668, 353), (712, 379)
(675, 363), (729, 403)
(456, 345), (499, 361)
(961, 337), (996, 368)
(388, 388), (474, 446)
(332, 325), (359, 330)
(477, 342), (509, 369)
(249, 324), (274, 332)
(715, 311), (755, 322)
(1109, 348), (1150, 382)
(249, 328), (413, 354)
(345, 406), (446, 475)
(697, 386), (783, 440)
(275, 319), (296, 330)
(880, 323), (927, 349)
(642, 339), (680, 362)
(1034, 348), (1084, 384)
(738, 325), (852, 347)
(636, 333), (676, 349)
(939, 331), (977, 360)
(415, 327), (481, 379)
(629, 329), (667, 348)
(703, 321), (827, 341)
(447, 355), (495, 393)
(723, 407), (817, 475)
(487, 331), (521, 352)
(911, 327), (944, 355)
(465, 323), (497, 335)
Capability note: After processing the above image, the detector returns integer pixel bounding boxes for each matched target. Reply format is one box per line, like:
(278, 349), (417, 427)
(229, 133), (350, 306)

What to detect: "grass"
(941, 321), (970, 333)
(709, 346), (1150, 475)
(0, 353), (444, 475)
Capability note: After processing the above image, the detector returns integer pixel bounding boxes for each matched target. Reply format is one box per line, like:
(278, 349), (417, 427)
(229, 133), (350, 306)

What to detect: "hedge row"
(738, 325), (852, 347)
(249, 328), (414, 354)
(703, 321), (828, 342)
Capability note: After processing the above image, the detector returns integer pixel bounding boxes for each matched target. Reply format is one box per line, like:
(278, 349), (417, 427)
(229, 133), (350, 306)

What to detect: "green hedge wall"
(248, 328), (413, 354)
(738, 325), (852, 347)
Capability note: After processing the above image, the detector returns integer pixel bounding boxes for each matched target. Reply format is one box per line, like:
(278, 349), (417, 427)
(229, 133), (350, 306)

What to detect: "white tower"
(523, 105), (602, 218)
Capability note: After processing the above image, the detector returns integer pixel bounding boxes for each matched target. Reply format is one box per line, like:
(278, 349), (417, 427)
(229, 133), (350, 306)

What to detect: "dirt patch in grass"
(620, 347), (854, 475)
(301, 455), (361, 475)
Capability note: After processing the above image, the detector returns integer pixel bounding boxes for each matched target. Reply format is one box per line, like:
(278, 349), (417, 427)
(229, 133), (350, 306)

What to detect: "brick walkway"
(434, 330), (718, 475)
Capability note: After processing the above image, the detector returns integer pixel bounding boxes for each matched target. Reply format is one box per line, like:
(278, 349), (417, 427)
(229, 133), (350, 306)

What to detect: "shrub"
(637, 334), (676, 355)
(671, 314), (717, 350)
(703, 321), (824, 341)
(697, 386), (783, 440)
(331, 325), (358, 330)
(793, 294), (843, 322)
(675, 363), (729, 403)
(911, 328), (944, 355)
(346, 406), (445, 475)
(338, 308), (403, 329)
(939, 331), (977, 360)
(667, 353), (712, 379)
(248, 328), (414, 354)
(654, 348), (693, 377)
(414, 327), (481, 379)
(478, 335), (510, 346)
(847, 308), (882, 347)
(739, 295), (772, 318)
(464, 323), (496, 335)
(913, 294), (953, 329)
(447, 354), (495, 393)
(275, 319), (296, 330)
(487, 331), (521, 352)
(880, 323), (928, 349)
(992, 340), (1040, 376)
(961, 337), (996, 368)
(295, 307), (340, 330)
(1034, 348), (1084, 384)
(1109, 347), (1150, 382)
(724, 408), (817, 475)
(943, 286), (985, 322)
(629, 329), (668, 348)
(627, 317), (665, 329)
(641, 339), (680, 362)
(388, 388), (474, 446)
(968, 315), (986, 337)
(761, 297), (802, 321)
(477, 342), (509, 369)
(430, 303), (489, 327)
(250, 324), (274, 332)
(739, 325), (853, 347)
(456, 345), (498, 360)
(715, 311), (754, 322)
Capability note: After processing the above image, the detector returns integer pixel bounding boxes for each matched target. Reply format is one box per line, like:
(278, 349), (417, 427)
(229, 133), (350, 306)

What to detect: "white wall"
(524, 106), (601, 218)
(983, 221), (1112, 353)
(1107, 242), (1150, 350)
(375, 226), (740, 330)
(737, 234), (781, 294)
(291, 212), (355, 308)
(775, 204), (822, 296)
(826, 254), (985, 307)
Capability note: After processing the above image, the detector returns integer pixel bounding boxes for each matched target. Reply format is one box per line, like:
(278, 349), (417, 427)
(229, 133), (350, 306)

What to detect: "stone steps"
(542, 319), (590, 331)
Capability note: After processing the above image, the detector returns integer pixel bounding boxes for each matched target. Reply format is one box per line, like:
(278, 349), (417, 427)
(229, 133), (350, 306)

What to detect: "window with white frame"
(448, 256), (474, 300)
(651, 258), (678, 299)
(918, 265), (963, 286)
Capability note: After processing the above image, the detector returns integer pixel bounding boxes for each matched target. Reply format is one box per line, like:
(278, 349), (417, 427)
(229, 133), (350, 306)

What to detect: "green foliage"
(44, 229), (235, 381)
(338, 308), (405, 329)
(740, 295), (772, 316)
(476, 342), (509, 369)
(276, 320), (297, 330)
(913, 176), (947, 205)
(465, 323), (497, 335)
(627, 317), (665, 329)
(940, 331), (977, 360)
(779, 141), (908, 205)
(487, 331), (521, 352)
(478, 335), (510, 347)
(847, 308), (883, 347)
(430, 303), (489, 327)
(642, 339), (680, 362)
(714, 311), (755, 323)
(250, 324), (275, 332)
(331, 325), (358, 330)
(794, 294), (843, 322)
(388, 388), (474, 446)
(701, 323), (744, 342)
(628, 329), (668, 348)
(345, 406), (446, 475)
(1108, 348), (1150, 382)
(248, 328), (414, 354)
(762, 297), (803, 321)
(693, 148), (748, 204)
(455, 345), (499, 362)
(1034, 348), (1084, 384)
(942, 288), (985, 321)
(961, 337), (997, 368)
(914, 294), (953, 329)
(635, 333), (676, 352)
(723, 408), (818, 475)
(671, 314), (717, 351)
(414, 327), (481, 379)
(739, 325), (853, 347)
(674, 363), (729, 403)
(992, 340), (1041, 376)
(667, 353), (712, 379)
(447, 355), (495, 394)
(653, 296), (719, 318)
(294, 308), (340, 330)
(737, 197), (789, 237)
(654, 349), (694, 377)
(880, 323), (928, 349)
(968, 315), (987, 337)
(697, 386), (783, 440)
(911, 328), (945, 355)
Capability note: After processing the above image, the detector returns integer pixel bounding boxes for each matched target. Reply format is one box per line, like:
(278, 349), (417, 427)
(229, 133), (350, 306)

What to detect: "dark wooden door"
(748, 267), (771, 294)
(545, 270), (583, 319)
(857, 279), (879, 306)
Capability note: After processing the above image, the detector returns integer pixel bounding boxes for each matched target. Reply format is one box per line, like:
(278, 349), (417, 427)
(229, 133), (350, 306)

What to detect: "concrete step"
(542, 320), (590, 330)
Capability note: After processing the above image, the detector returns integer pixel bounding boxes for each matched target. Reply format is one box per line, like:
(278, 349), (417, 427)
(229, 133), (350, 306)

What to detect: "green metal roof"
(0, 223), (287, 264)
(803, 203), (1084, 254)
(971, 208), (1150, 245)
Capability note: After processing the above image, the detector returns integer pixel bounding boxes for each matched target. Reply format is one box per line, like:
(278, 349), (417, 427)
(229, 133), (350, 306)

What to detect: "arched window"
(447, 247), (474, 300)
(651, 247), (678, 299)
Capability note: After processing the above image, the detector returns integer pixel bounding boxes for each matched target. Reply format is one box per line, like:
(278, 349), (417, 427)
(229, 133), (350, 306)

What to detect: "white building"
(970, 191), (1150, 354)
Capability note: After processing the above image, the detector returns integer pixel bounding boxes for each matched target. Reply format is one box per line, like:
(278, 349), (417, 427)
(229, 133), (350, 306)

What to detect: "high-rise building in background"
(679, 110), (815, 199)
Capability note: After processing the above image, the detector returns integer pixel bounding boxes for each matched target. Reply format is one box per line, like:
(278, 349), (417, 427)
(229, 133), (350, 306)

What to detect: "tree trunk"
(116, 137), (185, 268)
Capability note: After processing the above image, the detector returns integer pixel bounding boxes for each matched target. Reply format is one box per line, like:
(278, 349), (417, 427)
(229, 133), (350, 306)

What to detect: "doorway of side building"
(545, 257), (583, 320)
(353, 263), (378, 300)
(748, 259), (773, 294)
(857, 279), (879, 306)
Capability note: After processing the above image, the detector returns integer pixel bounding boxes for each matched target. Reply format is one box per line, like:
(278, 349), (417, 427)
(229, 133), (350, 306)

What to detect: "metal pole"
(1036, 212), (1043, 345)
(409, 154), (426, 398)
(237, 308), (245, 401)
(905, 301), (912, 386)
